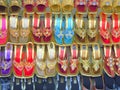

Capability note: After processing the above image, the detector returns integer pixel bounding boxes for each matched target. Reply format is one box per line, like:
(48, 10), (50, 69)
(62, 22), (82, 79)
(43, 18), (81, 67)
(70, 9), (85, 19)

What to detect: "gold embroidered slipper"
(19, 16), (30, 43)
(9, 0), (22, 15)
(75, 14), (86, 43)
(113, 0), (120, 13)
(87, 14), (98, 43)
(0, 0), (8, 14)
(100, 0), (113, 14)
(91, 44), (103, 77)
(49, 0), (61, 13)
(79, 44), (91, 76)
(46, 42), (57, 77)
(62, 0), (74, 13)
(35, 45), (46, 78)
(9, 16), (19, 43)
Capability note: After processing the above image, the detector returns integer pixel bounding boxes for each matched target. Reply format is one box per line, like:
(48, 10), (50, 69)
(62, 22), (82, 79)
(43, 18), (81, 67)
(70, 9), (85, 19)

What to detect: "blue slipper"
(64, 15), (74, 44)
(54, 15), (64, 44)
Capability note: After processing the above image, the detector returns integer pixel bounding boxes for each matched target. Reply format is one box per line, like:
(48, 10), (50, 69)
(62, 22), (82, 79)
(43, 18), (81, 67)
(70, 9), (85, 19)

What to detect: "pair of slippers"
(54, 15), (74, 45)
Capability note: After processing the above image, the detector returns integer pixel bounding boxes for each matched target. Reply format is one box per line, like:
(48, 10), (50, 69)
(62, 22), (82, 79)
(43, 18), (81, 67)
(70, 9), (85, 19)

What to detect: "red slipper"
(114, 45), (120, 76)
(99, 13), (110, 44)
(103, 46), (115, 77)
(43, 13), (52, 42)
(13, 45), (24, 77)
(111, 14), (120, 43)
(24, 42), (35, 77)
(69, 44), (79, 76)
(32, 14), (43, 42)
(58, 46), (68, 76)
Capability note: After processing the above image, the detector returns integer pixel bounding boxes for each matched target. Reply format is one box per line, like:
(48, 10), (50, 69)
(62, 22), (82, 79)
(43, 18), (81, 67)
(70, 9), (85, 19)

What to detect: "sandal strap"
(70, 59), (78, 71)
(92, 59), (101, 71)
(76, 14), (84, 29)
(1, 60), (12, 70)
(80, 59), (90, 71)
(25, 61), (34, 71)
(58, 60), (68, 71)
(36, 60), (46, 70)
(107, 57), (115, 70)
(66, 15), (74, 30)
(59, 46), (66, 60)
(80, 45), (88, 59)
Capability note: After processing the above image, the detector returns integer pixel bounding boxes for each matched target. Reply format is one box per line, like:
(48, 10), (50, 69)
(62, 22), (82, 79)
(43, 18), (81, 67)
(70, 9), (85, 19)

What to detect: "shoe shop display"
(0, 0), (120, 90)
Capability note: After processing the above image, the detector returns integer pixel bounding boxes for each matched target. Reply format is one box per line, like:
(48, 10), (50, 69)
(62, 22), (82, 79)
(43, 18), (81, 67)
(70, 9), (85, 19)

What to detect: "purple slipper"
(1, 43), (13, 76)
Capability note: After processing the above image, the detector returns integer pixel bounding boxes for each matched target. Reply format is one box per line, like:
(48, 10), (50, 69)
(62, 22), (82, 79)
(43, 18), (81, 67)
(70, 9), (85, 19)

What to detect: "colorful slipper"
(79, 44), (91, 76)
(88, 0), (99, 13)
(13, 45), (24, 77)
(35, 0), (48, 13)
(43, 13), (52, 42)
(9, 0), (21, 15)
(100, 0), (113, 14)
(1, 43), (13, 76)
(74, 0), (87, 13)
(57, 46), (68, 76)
(49, 0), (61, 12)
(113, 45), (120, 76)
(19, 16), (30, 43)
(99, 13), (111, 44)
(32, 14), (42, 42)
(36, 45), (46, 78)
(0, 0), (8, 14)
(64, 15), (74, 44)
(24, 42), (35, 78)
(103, 46), (115, 77)
(9, 16), (19, 43)
(62, 0), (74, 13)
(75, 14), (86, 42)
(0, 15), (8, 45)
(46, 42), (57, 77)
(113, 0), (120, 13)
(111, 14), (120, 43)
(92, 44), (103, 77)
(54, 15), (64, 44)
(69, 44), (79, 76)
(87, 14), (98, 42)
(23, 0), (35, 14)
